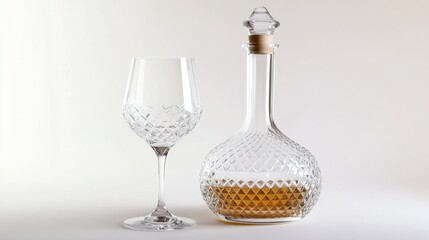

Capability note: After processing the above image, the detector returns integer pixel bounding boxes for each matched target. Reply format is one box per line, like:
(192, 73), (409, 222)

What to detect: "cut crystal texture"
(201, 129), (321, 220)
(123, 104), (202, 147)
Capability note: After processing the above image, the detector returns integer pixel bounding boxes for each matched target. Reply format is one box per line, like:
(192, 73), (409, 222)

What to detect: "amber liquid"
(205, 181), (308, 219)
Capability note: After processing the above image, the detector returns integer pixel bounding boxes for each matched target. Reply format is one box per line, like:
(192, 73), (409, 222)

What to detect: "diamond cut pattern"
(200, 129), (321, 220)
(123, 104), (202, 147)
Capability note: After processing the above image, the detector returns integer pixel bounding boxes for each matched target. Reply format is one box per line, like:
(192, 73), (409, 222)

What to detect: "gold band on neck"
(248, 35), (273, 54)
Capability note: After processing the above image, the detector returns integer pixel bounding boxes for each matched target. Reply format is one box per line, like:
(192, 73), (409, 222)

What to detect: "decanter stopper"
(243, 6), (280, 35)
(243, 7), (279, 54)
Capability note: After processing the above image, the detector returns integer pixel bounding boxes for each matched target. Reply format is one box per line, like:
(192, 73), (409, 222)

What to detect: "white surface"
(0, 184), (428, 239)
(1, 0), (429, 239)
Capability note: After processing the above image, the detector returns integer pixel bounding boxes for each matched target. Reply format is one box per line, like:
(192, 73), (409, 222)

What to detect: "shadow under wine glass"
(122, 57), (202, 231)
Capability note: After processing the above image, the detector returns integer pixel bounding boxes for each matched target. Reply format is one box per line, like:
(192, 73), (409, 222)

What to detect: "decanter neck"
(242, 50), (276, 131)
(241, 7), (280, 132)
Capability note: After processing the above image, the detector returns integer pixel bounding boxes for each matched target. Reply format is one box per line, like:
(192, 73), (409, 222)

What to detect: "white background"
(1, 0), (428, 239)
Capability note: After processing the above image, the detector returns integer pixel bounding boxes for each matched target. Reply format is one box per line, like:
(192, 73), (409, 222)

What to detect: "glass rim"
(132, 56), (195, 61)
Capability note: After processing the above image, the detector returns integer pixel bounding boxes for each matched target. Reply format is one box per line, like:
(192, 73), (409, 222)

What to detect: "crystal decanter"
(200, 7), (322, 223)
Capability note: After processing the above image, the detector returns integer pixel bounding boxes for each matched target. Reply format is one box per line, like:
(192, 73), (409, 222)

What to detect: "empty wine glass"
(122, 57), (202, 231)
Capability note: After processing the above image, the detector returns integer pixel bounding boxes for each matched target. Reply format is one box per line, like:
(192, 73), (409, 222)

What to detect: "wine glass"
(122, 57), (202, 231)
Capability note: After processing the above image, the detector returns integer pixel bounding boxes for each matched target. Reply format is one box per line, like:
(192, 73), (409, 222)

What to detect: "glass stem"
(152, 146), (171, 217)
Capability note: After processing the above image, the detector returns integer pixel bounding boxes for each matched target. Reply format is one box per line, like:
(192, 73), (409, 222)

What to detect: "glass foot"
(123, 215), (196, 231)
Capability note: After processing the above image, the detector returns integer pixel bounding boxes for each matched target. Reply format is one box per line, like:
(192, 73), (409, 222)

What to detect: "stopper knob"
(243, 7), (280, 35)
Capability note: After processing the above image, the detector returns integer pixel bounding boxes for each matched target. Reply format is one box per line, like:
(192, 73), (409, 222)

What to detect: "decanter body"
(200, 7), (321, 223)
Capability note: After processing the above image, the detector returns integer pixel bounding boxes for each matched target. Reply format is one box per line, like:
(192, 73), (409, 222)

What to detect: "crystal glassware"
(123, 57), (202, 231)
(200, 7), (321, 224)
